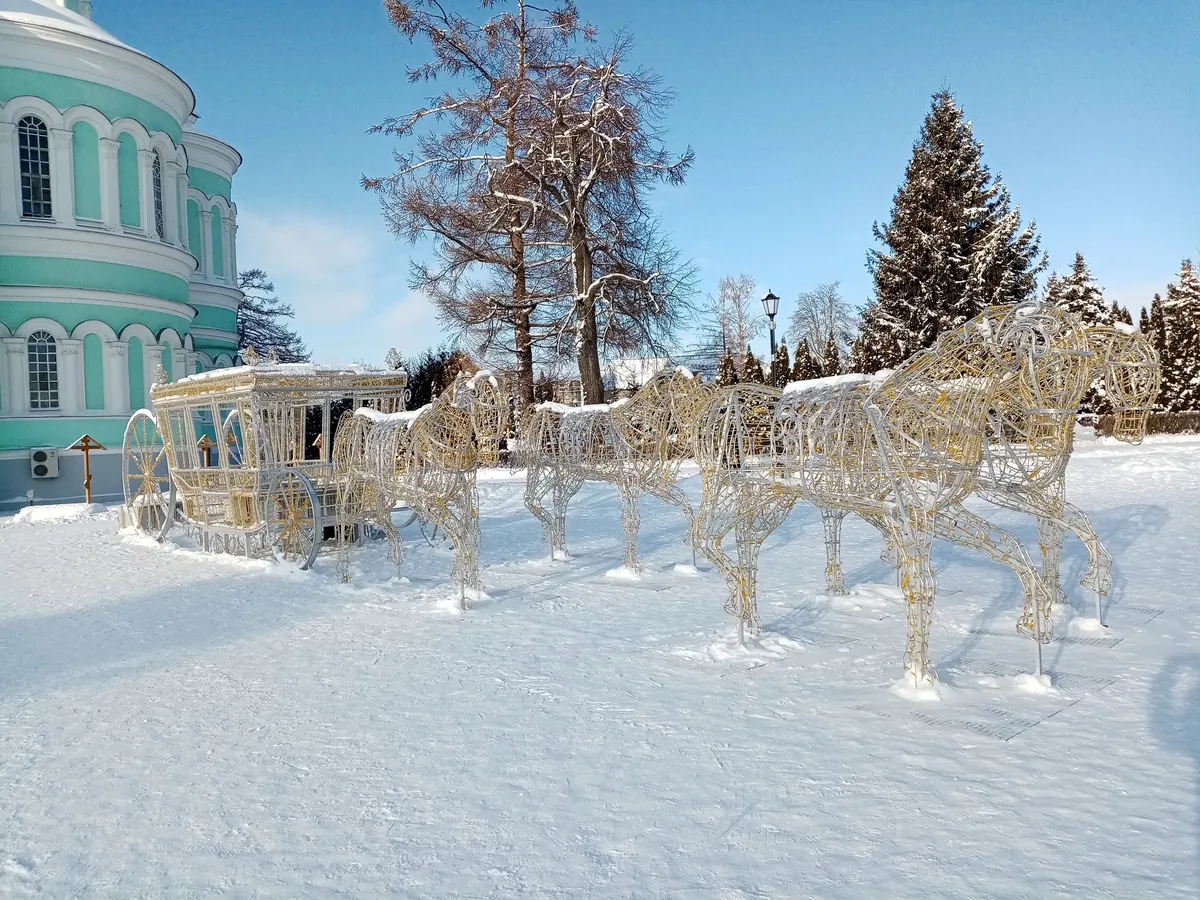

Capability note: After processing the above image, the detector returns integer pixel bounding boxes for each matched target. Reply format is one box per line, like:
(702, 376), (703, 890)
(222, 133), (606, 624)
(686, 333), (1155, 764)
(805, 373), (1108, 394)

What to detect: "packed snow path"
(2, 434), (1199, 898)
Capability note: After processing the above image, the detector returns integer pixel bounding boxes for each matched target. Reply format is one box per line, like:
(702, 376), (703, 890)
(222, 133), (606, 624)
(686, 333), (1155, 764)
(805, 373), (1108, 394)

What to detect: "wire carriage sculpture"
(334, 371), (509, 604)
(121, 356), (409, 569)
(813, 317), (1161, 625)
(692, 302), (1074, 685)
(521, 368), (712, 570)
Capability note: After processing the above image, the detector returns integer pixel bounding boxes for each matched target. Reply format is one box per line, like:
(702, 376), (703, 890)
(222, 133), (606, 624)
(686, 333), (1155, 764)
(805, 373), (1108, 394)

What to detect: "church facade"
(0, 0), (243, 507)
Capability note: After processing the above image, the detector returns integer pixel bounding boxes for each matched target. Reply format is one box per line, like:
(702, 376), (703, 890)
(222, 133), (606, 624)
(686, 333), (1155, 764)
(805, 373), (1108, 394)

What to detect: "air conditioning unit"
(30, 447), (59, 478)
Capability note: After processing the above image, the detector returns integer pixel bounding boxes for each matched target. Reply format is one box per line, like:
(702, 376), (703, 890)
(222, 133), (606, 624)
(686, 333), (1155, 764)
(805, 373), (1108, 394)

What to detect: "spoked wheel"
(266, 468), (321, 569)
(123, 409), (173, 540)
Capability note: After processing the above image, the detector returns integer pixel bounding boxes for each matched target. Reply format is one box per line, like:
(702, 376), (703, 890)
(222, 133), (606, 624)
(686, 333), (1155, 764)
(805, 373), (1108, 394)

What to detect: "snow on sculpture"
(813, 315), (1161, 626)
(692, 303), (1069, 685)
(336, 371), (508, 603)
(520, 368), (711, 570)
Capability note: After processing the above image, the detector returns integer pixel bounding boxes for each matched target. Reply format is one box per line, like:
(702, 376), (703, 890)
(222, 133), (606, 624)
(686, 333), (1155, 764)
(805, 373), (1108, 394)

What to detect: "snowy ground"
(2, 433), (1199, 898)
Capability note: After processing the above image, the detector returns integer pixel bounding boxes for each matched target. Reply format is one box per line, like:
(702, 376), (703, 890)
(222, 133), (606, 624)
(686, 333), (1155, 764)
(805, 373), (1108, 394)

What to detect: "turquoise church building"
(0, 0), (243, 507)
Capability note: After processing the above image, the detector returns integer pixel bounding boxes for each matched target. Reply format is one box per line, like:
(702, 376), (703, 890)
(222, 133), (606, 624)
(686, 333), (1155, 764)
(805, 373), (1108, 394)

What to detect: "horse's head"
(450, 370), (510, 465)
(1086, 326), (1161, 444)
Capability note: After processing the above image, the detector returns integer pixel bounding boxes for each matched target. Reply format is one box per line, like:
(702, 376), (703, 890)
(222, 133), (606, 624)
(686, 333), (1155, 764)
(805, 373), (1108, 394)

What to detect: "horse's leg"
(892, 511), (937, 685)
(693, 474), (744, 624)
(1059, 499), (1112, 621)
(819, 506), (849, 595)
(617, 481), (642, 571)
(443, 477), (482, 607)
(935, 502), (1053, 676)
(523, 463), (557, 560)
(1036, 514), (1069, 607)
(551, 471), (583, 559)
(647, 480), (696, 565)
(732, 519), (765, 642)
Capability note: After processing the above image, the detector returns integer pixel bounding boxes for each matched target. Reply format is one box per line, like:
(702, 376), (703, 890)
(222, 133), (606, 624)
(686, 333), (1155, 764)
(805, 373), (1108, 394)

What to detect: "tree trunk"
(513, 305), (535, 416)
(571, 219), (604, 403)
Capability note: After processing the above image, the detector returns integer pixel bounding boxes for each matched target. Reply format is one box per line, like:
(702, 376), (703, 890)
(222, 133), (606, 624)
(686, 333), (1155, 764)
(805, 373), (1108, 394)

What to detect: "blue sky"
(98, 0), (1198, 365)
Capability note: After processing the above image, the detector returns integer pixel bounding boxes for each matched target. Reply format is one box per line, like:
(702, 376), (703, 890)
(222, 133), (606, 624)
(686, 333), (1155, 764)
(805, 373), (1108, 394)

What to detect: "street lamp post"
(761, 290), (780, 383)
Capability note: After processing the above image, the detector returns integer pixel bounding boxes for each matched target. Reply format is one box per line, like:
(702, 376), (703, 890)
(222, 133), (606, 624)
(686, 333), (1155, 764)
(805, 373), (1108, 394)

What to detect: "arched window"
(152, 151), (165, 239)
(18, 116), (52, 219)
(27, 331), (59, 410)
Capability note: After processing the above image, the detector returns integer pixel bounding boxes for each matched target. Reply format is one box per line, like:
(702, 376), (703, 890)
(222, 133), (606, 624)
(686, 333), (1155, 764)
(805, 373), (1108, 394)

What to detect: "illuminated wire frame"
(816, 316), (1162, 628)
(124, 356), (409, 571)
(693, 303), (1067, 685)
(337, 371), (509, 604)
(521, 368), (710, 570)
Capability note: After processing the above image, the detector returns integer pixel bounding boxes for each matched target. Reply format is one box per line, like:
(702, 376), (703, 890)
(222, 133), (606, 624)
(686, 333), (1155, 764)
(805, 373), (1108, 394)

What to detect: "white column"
(58, 338), (84, 414)
(3, 338), (29, 414)
(0, 123), (18, 224)
(164, 160), (182, 248)
(228, 214), (239, 280)
(104, 340), (130, 414)
(171, 348), (188, 382)
(198, 208), (213, 280)
(142, 345), (163, 405)
(221, 216), (235, 284)
(99, 137), (121, 231)
(137, 148), (156, 235)
(49, 128), (76, 227)
(179, 173), (191, 251)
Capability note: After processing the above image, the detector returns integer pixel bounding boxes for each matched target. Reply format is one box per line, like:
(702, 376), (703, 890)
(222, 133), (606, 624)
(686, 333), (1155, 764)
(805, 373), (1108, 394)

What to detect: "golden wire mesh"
(521, 368), (709, 569)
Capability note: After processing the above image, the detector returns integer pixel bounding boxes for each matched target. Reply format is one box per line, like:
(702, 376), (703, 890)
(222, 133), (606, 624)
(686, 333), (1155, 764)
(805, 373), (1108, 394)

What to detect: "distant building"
(1, 0), (244, 507)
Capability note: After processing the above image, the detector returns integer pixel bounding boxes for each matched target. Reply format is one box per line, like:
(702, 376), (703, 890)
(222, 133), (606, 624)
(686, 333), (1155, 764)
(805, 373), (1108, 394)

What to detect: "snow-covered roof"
(172, 363), (399, 385)
(355, 406), (428, 426)
(0, 0), (129, 49)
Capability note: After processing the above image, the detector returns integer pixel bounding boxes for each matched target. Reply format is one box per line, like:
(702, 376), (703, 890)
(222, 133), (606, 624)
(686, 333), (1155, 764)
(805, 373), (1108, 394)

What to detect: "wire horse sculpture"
(692, 302), (1071, 686)
(813, 316), (1161, 626)
(520, 368), (712, 570)
(333, 371), (509, 604)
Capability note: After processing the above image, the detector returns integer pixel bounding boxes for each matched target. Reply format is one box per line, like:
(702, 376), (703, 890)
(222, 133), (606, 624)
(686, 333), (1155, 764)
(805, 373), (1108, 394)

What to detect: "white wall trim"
(0, 285), (196, 322)
(0, 222), (197, 280)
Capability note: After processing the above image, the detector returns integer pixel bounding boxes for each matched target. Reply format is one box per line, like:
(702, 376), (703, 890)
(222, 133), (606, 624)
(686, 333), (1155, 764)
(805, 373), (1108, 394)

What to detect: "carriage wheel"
(122, 409), (173, 539)
(266, 468), (321, 569)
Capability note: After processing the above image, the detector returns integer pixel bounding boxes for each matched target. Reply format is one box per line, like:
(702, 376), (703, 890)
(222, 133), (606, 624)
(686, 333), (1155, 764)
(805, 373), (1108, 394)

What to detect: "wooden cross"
(67, 434), (106, 504)
(197, 434), (216, 467)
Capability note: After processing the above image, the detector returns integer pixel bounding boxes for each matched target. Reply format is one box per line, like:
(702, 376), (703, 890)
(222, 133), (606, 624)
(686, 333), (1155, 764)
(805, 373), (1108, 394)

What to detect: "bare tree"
(786, 281), (857, 362)
(364, 0), (588, 415)
(516, 38), (695, 402)
(236, 269), (310, 362)
(699, 273), (762, 375)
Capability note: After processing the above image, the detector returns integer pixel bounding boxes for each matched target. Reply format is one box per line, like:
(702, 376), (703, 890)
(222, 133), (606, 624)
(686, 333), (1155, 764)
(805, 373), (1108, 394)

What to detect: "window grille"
(152, 152), (165, 239)
(27, 331), (59, 410)
(18, 116), (52, 219)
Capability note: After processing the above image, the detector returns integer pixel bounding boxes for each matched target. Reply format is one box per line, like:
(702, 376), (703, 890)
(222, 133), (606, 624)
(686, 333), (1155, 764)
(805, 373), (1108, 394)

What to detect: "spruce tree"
(1138, 306), (1151, 333)
(1051, 253), (1111, 413)
(1148, 293), (1168, 407)
(741, 346), (765, 384)
(862, 90), (1046, 368)
(791, 340), (820, 381)
(1055, 253), (1112, 326)
(771, 340), (791, 387)
(1111, 301), (1133, 326)
(1160, 260), (1200, 412)
(820, 333), (841, 377)
(716, 352), (739, 386)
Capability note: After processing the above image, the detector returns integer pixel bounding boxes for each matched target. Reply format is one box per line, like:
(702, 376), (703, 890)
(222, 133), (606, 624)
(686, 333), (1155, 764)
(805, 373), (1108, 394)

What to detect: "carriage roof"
(150, 364), (408, 407)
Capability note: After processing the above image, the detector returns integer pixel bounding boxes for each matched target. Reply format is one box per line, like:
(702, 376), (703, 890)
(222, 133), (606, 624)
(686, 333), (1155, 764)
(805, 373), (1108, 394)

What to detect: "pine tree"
(1160, 260), (1200, 412)
(1111, 301), (1133, 326)
(716, 352), (739, 386)
(771, 340), (791, 387)
(861, 90), (1045, 369)
(1138, 306), (1151, 333)
(1051, 253), (1112, 413)
(741, 346), (765, 384)
(236, 269), (310, 362)
(820, 333), (841, 377)
(849, 304), (899, 374)
(791, 340), (820, 381)
(1055, 253), (1112, 326)
(1148, 293), (1168, 406)
(1043, 272), (1066, 305)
